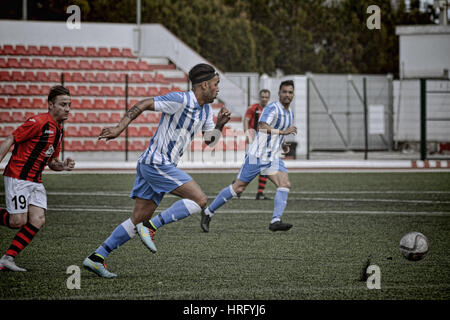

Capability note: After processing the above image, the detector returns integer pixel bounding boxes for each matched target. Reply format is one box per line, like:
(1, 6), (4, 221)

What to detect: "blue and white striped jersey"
(247, 101), (295, 162)
(138, 91), (215, 165)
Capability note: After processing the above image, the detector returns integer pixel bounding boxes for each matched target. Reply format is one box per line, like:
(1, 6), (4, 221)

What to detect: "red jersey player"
(0, 85), (75, 272)
(243, 89), (271, 200)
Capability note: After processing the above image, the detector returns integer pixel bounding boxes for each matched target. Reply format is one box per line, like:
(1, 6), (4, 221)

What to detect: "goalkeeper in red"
(0, 85), (75, 272)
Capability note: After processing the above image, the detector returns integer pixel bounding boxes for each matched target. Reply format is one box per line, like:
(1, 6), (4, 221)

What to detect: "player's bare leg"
(201, 179), (249, 232)
(138, 180), (207, 249)
(133, 198), (158, 253)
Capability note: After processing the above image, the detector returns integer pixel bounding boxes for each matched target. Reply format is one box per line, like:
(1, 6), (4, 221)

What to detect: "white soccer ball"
(399, 232), (429, 261)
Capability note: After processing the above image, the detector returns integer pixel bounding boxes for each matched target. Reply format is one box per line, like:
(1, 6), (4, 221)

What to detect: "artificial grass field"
(0, 171), (449, 300)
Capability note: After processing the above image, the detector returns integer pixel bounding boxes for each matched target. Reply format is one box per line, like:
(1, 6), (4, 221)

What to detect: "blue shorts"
(237, 155), (287, 183)
(130, 162), (192, 205)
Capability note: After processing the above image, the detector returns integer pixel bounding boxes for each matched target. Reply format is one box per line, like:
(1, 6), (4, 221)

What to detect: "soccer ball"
(399, 232), (429, 261)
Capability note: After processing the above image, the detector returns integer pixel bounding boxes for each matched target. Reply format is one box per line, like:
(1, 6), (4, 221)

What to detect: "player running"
(83, 63), (231, 278)
(0, 85), (75, 271)
(201, 80), (296, 233)
(244, 89), (271, 200)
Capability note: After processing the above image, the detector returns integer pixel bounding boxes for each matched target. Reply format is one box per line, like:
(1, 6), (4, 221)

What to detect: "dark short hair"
(189, 63), (218, 85)
(259, 89), (270, 96)
(279, 80), (294, 91)
(48, 85), (70, 103)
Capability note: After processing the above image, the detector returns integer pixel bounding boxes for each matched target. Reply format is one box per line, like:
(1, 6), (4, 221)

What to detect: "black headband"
(191, 72), (219, 84)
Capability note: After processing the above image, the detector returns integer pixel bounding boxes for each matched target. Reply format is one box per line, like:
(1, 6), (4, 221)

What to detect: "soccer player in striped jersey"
(201, 80), (297, 233)
(0, 85), (75, 272)
(83, 63), (231, 278)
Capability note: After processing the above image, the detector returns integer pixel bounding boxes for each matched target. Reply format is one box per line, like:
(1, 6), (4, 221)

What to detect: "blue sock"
(271, 188), (289, 223)
(150, 199), (201, 229)
(205, 185), (236, 216)
(95, 218), (136, 259)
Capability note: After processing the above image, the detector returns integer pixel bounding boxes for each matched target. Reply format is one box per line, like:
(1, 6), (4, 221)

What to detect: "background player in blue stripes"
(201, 80), (297, 233)
(83, 63), (231, 278)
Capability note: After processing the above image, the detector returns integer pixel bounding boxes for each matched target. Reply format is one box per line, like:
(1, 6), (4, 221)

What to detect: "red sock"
(258, 175), (268, 194)
(5, 223), (40, 258)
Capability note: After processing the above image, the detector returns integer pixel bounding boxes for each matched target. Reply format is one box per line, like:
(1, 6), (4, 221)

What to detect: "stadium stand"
(0, 44), (244, 159)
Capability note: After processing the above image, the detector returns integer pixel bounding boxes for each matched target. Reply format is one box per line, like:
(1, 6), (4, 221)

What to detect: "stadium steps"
(0, 44), (243, 156)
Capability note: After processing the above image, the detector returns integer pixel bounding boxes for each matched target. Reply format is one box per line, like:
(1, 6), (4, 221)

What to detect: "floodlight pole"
(363, 77), (368, 160)
(22, 0), (27, 20)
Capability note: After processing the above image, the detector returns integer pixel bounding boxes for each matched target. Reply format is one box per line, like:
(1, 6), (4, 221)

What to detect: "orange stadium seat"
(16, 85), (28, 95)
(7, 98), (19, 108)
(7, 58), (19, 68)
(65, 126), (79, 137)
(24, 71), (37, 81)
(65, 140), (83, 151)
(43, 59), (56, 69)
(0, 71), (9, 81)
(27, 46), (40, 55)
(63, 47), (75, 56)
(93, 72), (106, 83)
(51, 46), (64, 56)
(0, 112), (13, 122)
(19, 98), (32, 109)
(32, 98), (46, 109)
(122, 48), (134, 58)
(85, 112), (99, 122)
(15, 45), (27, 55)
(74, 47), (87, 57)
(39, 46), (51, 56)
(11, 71), (22, 81)
(100, 86), (113, 96)
(103, 60), (114, 70)
(35, 71), (48, 82)
(105, 99), (119, 109)
(76, 85), (89, 96)
(0, 126), (15, 137)
(112, 86), (124, 96)
(79, 60), (91, 70)
(114, 60), (127, 71)
(80, 99), (94, 109)
(98, 47), (109, 57)
(55, 59), (67, 69)
(93, 99), (105, 109)
(91, 60), (103, 70)
(90, 86), (101, 96)
(142, 74), (154, 83)
(31, 58), (44, 69)
(67, 60), (79, 70)
(129, 73), (142, 83)
(129, 140), (145, 151)
(98, 112), (110, 123)
(83, 72), (95, 82)
(2, 45), (14, 55)
(48, 72), (61, 82)
(78, 126), (92, 137)
(126, 61), (138, 71)
(109, 113), (123, 123)
(86, 47), (98, 57)
(110, 48), (121, 57)
(20, 58), (32, 68)
(90, 126), (102, 136)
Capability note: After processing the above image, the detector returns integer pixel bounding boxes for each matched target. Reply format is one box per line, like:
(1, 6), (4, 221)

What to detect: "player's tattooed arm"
(125, 98), (155, 121)
(99, 98), (155, 140)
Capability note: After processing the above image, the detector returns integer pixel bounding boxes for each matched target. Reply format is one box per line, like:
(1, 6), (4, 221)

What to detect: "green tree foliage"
(0, 0), (437, 77)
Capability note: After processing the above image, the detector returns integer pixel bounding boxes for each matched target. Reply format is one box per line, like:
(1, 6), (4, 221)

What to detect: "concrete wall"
(396, 25), (450, 79)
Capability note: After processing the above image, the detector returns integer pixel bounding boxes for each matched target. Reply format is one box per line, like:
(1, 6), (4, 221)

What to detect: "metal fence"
(307, 74), (394, 154)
